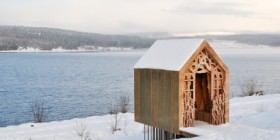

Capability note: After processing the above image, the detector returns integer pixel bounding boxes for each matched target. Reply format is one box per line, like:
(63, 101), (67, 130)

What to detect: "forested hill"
(173, 34), (280, 47)
(1, 26), (280, 51)
(198, 34), (280, 47)
(0, 26), (155, 50)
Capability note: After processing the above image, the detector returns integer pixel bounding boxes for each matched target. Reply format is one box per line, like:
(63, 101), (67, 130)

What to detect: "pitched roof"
(134, 38), (205, 71)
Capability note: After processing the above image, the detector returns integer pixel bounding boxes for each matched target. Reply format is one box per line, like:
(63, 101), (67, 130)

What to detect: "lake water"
(1, 46), (280, 127)
(0, 52), (141, 127)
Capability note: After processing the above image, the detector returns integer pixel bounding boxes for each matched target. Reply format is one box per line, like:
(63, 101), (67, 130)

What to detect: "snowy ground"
(1, 94), (280, 140)
(0, 113), (144, 140)
(181, 94), (280, 140)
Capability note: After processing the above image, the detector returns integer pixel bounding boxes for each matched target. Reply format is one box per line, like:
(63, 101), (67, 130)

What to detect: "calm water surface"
(0, 52), (140, 127)
(0, 49), (280, 127)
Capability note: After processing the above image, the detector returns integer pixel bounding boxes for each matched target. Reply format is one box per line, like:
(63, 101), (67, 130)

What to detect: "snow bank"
(0, 113), (143, 140)
(180, 94), (280, 139)
(1, 94), (280, 140)
(181, 121), (280, 140)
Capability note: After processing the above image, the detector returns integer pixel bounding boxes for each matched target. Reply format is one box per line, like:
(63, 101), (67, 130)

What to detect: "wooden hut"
(134, 39), (229, 138)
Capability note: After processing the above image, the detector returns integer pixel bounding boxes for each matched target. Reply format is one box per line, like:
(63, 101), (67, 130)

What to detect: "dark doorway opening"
(195, 73), (211, 122)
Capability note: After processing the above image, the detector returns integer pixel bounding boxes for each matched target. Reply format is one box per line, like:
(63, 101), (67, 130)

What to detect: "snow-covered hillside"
(1, 94), (280, 140)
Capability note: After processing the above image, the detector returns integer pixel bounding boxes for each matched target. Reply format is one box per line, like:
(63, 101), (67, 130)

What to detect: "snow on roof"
(134, 38), (205, 71)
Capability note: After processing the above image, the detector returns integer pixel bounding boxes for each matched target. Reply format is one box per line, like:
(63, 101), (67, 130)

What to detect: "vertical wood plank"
(225, 71), (230, 123)
(158, 70), (165, 129)
(164, 71), (172, 131)
(151, 70), (158, 127)
(145, 69), (152, 124)
(134, 69), (141, 121)
(178, 71), (185, 128)
(171, 71), (179, 133)
(140, 69), (146, 123)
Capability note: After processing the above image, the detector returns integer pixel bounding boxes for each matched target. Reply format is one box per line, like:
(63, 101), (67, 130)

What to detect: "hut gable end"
(181, 41), (229, 73)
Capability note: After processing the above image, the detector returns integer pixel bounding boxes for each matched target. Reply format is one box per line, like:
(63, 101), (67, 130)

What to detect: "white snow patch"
(134, 39), (204, 71)
(1, 94), (280, 139)
(51, 47), (67, 52)
(180, 121), (280, 140)
(180, 94), (280, 139)
(0, 113), (143, 140)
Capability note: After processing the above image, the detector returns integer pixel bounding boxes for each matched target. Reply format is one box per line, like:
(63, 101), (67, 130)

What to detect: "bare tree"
(119, 95), (129, 113)
(109, 102), (122, 134)
(108, 95), (130, 134)
(240, 76), (264, 96)
(74, 122), (91, 140)
(31, 100), (49, 123)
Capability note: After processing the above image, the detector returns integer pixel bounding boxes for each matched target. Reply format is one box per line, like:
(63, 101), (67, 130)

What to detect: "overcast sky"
(0, 0), (280, 34)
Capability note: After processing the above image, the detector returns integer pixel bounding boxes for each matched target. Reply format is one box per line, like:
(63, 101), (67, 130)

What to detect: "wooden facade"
(135, 69), (179, 133)
(134, 39), (229, 136)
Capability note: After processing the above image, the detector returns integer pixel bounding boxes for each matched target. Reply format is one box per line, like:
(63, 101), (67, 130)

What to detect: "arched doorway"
(195, 73), (211, 123)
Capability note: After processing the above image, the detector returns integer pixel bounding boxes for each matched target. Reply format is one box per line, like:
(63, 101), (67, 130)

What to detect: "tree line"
(0, 26), (155, 50)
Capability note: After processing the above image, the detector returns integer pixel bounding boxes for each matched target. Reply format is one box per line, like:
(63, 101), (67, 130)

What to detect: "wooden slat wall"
(134, 69), (140, 121)
(151, 70), (158, 127)
(158, 70), (165, 129)
(139, 69), (146, 123)
(135, 69), (180, 133)
(171, 72), (179, 133)
(145, 69), (152, 124)
(164, 71), (172, 131)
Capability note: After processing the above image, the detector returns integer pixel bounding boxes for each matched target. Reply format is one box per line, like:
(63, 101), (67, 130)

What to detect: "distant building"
(134, 39), (229, 139)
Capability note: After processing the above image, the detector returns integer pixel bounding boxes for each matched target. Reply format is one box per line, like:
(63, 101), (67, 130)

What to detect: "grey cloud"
(177, 6), (252, 17)
(167, 3), (254, 18)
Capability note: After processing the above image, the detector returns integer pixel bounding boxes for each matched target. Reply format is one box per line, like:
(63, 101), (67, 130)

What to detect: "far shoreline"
(0, 49), (147, 53)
